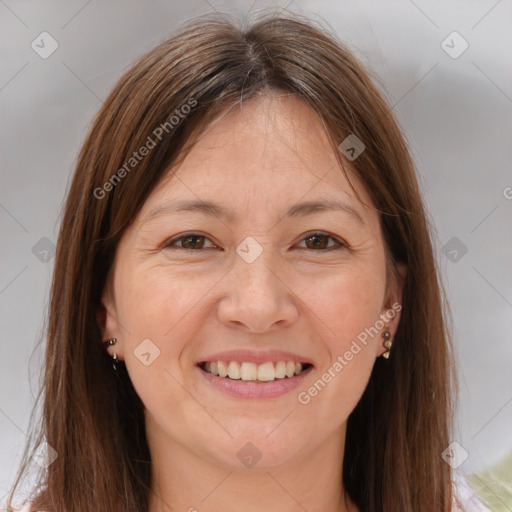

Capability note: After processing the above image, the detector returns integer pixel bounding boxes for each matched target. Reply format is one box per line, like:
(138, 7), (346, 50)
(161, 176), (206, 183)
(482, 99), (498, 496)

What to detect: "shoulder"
(452, 472), (490, 512)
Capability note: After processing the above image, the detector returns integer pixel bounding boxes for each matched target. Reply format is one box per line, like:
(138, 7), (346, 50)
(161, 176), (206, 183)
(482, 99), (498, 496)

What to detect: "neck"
(146, 423), (357, 512)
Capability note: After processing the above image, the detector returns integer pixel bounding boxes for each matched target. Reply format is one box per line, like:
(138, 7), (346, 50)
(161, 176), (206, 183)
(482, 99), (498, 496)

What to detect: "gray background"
(1, 0), (511, 504)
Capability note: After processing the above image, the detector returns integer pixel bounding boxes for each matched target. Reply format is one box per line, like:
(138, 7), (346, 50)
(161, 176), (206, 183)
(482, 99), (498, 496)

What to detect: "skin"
(100, 92), (406, 512)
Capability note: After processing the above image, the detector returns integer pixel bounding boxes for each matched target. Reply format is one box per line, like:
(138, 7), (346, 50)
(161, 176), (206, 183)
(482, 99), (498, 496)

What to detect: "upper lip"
(197, 349), (314, 366)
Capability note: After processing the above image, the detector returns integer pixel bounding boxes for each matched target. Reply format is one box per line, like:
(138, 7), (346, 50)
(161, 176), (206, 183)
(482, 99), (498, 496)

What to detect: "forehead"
(137, 92), (374, 221)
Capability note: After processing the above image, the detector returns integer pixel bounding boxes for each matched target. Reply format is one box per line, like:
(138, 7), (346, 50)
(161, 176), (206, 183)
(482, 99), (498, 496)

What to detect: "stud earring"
(104, 338), (118, 371)
(381, 330), (392, 359)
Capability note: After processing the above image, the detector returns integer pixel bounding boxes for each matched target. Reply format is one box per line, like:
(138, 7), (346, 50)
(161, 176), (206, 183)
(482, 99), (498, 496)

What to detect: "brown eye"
(180, 235), (205, 249)
(300, 232), (345, 251)
(164, 234), (215, 250)
(163, 232), (345, 252)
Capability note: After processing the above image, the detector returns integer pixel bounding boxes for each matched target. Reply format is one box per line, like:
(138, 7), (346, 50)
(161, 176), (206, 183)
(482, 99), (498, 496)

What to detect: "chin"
(202, 424), (306, 471)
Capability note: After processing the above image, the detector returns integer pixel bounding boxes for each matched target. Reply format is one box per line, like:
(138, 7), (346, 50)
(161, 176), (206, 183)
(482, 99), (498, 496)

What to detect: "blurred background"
(1, 0), (511, 509)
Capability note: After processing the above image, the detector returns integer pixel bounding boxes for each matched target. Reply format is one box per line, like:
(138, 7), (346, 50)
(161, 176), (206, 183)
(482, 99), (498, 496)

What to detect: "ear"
(97, 286), (125, 360)
(378, 262), (407, 354)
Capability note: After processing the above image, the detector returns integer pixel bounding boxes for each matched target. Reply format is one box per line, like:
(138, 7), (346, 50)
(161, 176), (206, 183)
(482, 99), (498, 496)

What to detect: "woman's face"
(101, 92), (404, 472)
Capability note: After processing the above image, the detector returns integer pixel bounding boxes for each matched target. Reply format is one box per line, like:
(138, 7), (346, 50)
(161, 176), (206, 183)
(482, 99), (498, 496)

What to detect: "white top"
(452, 472), (491, 511)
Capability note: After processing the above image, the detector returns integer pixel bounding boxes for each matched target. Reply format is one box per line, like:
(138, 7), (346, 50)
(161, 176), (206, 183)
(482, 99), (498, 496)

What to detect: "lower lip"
(197, 365), (314, 399)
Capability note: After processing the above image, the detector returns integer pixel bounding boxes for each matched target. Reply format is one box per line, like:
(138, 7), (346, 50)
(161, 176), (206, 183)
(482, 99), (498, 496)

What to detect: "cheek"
(114, 261), (231, 414)
(300, 348), (374, 437)
(112, 264), (194, 404)
(116, 262), (214, 339)
(293, 262), (385, 421)
(298, 260), (387, 341)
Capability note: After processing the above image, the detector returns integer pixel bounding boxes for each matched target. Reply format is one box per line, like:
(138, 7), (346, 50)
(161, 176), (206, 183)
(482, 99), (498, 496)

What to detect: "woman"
(6, 12), (489, 512)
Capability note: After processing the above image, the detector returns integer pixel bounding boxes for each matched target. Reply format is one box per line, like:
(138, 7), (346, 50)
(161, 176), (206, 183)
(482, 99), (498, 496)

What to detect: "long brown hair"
(8, 11), (456, 512)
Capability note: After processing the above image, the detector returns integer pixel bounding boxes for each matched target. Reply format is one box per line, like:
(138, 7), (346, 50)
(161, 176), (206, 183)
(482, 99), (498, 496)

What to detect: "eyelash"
(163, 231), (347, 252)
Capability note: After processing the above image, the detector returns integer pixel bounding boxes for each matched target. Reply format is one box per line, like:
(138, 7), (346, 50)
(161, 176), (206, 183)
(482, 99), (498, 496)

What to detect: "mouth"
(198, 360), (314, 383)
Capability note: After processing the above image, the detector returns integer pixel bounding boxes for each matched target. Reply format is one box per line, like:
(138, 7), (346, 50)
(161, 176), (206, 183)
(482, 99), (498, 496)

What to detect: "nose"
(217, 248), (299, 333)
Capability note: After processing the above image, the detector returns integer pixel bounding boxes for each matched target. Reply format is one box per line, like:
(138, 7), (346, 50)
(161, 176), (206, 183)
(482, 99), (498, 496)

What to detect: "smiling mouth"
(198, 360), (313, 382)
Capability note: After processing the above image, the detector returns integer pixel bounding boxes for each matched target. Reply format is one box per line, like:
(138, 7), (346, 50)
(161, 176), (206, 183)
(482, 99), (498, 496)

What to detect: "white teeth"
(227, 361), (240, 380)
(257, 362), (275, 381)
(286, 361), (296, 378)
(240, 362), (258, 381)
(275, 360), (286, 379)
(209, 361), (219, 376)
(217, 361), (229, 378)
(203, 360), (308, 381)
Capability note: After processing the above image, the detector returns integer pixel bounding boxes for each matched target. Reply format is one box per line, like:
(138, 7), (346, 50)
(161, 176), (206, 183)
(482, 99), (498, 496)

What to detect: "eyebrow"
(141, 199), (365, 226)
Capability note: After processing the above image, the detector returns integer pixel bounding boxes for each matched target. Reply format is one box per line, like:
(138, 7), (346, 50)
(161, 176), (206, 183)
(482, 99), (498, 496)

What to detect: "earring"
(381, 330), (392, 359)
(104, 338), (118, 371)
(112, 352), (119, 371)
